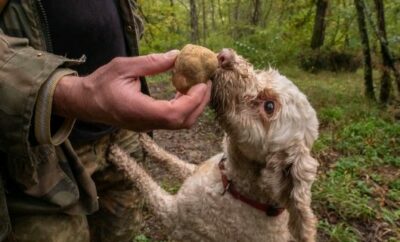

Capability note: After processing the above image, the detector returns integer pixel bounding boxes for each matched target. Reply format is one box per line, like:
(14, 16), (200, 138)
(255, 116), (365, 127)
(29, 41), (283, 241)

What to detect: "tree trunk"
(374, 0), (391, 102)
(210, 0), (216, 29)
(354, 0), (375, 100)
(251, 0), (261, 26)
(278, 0), (289, 21)
(217, 0), (224, 25)
(311, 0), (329, 49)
(362, 0), (400, 97)
(233, 0), (241, 23)
(363, 0), (400, 96)
(202, 0), (207, 44)
(262, 0), (273, 27)
(231, 0), (241, 37)
(190, 0), (199, 43)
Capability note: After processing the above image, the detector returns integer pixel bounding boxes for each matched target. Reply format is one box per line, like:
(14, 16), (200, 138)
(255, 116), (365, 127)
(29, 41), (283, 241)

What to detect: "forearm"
(53, 74), (83, 119)
(53, 74), (184, 131)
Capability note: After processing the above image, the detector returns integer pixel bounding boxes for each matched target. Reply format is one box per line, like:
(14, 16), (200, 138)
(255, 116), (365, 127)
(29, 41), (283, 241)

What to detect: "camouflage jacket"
(0, 0), (146, 240)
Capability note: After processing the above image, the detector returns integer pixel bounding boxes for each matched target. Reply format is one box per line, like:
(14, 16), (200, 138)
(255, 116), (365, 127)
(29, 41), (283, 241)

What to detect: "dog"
(108, 48), (319, 242)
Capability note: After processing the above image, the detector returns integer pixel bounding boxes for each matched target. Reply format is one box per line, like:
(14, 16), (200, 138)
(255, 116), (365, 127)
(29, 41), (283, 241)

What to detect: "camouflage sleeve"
(0, 33), (78, 187)
(34, 68), (77, 145)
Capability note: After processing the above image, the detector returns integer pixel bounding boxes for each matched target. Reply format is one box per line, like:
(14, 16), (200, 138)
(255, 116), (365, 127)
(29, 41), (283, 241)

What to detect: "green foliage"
(139, 0), (399, 69)
(337, 118), (400, 162)
(319, 107), (345, 124)
(298, 48), (361, 73)
(312, 133), (332, 153)
(282, 66), (399, 240)
(314, 159), (376, 220)
(318, 220), (360, 242)
(137, 0), (189, 54)
(161, 180), (181, 194)
(134, 234), (151, 242)
(203, 107), (216, 121)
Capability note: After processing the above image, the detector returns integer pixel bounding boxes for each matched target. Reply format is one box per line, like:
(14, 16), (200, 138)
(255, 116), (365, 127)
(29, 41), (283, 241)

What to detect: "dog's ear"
(285, 143), (318, 242)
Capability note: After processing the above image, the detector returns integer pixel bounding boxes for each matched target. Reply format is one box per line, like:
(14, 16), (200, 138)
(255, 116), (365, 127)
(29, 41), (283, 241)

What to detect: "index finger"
(121, 50), (180, 77)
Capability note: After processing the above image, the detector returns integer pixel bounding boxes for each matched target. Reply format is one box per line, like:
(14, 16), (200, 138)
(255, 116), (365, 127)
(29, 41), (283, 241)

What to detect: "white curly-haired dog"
(108, 49), (319, 242)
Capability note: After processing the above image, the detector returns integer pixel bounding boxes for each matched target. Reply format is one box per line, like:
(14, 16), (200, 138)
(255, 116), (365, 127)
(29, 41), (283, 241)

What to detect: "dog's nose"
(218, 48), (234, 69)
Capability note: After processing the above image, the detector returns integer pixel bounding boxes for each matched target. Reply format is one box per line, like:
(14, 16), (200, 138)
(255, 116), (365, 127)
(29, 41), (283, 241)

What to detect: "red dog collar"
(218, 156), (285, 217)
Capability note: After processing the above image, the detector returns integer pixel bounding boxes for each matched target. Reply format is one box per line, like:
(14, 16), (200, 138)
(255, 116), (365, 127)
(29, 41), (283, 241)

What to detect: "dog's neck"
(223, 136), (274, 203)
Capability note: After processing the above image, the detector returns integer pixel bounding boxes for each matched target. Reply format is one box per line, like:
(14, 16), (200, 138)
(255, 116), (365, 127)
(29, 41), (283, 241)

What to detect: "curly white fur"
(108, 49), (319, 242)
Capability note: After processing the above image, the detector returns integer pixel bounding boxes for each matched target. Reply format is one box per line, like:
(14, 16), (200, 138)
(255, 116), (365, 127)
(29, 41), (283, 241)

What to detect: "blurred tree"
(251, 0), (261, 26)
(354, 0), (375, 100)
(210, 0), (216, 29)
(374, 0), (391, 103)
(311, 0), (329, 49)
(261, 1), (273, 27)
(217, 0), (224, 25)
(190, 0), (199, 43)
(201, 0), (207, 44)
(232, 0), (241, 38)
(233, 0), (241, 23)
(365, 0), (400, 98)
(138, 0), (398, 74)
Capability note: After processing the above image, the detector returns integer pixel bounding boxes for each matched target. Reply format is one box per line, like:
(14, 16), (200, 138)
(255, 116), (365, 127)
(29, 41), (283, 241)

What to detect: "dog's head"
(212, 49), (319, 241)
(212, 48), (318, 161)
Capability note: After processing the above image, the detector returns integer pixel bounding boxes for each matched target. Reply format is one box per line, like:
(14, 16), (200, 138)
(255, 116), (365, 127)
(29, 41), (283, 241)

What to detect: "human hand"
(53, 50), (212, 131)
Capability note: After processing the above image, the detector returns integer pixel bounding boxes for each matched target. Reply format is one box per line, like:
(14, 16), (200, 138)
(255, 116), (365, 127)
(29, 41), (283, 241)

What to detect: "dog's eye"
(264, 101), (275, 114)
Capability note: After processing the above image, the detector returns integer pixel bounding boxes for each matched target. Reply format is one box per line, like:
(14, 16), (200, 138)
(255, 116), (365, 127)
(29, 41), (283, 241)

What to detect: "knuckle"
(143, 54), (161, 68)
(146, 54), (158, 63)
(110, 57), (130, 75)
(111, 57), (124, 66)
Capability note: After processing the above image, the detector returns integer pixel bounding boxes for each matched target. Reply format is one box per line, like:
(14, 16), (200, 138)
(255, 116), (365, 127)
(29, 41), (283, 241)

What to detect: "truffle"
(172, 44), (218, 93)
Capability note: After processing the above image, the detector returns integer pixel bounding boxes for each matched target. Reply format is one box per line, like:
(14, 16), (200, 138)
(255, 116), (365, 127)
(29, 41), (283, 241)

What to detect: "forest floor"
(135, 66), (400, 242)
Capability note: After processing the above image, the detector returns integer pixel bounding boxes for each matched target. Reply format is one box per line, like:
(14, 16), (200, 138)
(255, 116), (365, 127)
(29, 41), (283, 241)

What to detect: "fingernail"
(166, 49), (180, 58)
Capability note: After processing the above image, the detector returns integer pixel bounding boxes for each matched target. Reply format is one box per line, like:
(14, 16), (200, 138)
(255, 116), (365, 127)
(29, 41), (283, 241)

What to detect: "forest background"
(135, 0), (400, 241)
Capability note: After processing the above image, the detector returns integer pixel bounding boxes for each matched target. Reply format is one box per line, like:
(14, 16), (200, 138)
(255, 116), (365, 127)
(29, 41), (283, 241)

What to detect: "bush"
(298, 48), (361, 72)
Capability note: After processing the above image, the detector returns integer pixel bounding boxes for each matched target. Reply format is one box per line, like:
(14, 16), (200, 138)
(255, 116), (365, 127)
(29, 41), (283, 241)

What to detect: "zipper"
(36, 0), (53, 52)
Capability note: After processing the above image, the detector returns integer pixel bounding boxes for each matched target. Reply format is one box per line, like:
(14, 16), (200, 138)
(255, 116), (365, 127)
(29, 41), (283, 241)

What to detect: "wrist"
(53, 75), (82, 118)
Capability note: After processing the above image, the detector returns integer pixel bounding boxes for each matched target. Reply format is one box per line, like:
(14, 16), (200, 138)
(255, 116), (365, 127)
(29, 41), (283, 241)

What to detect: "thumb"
(129, 50), (180, 76)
